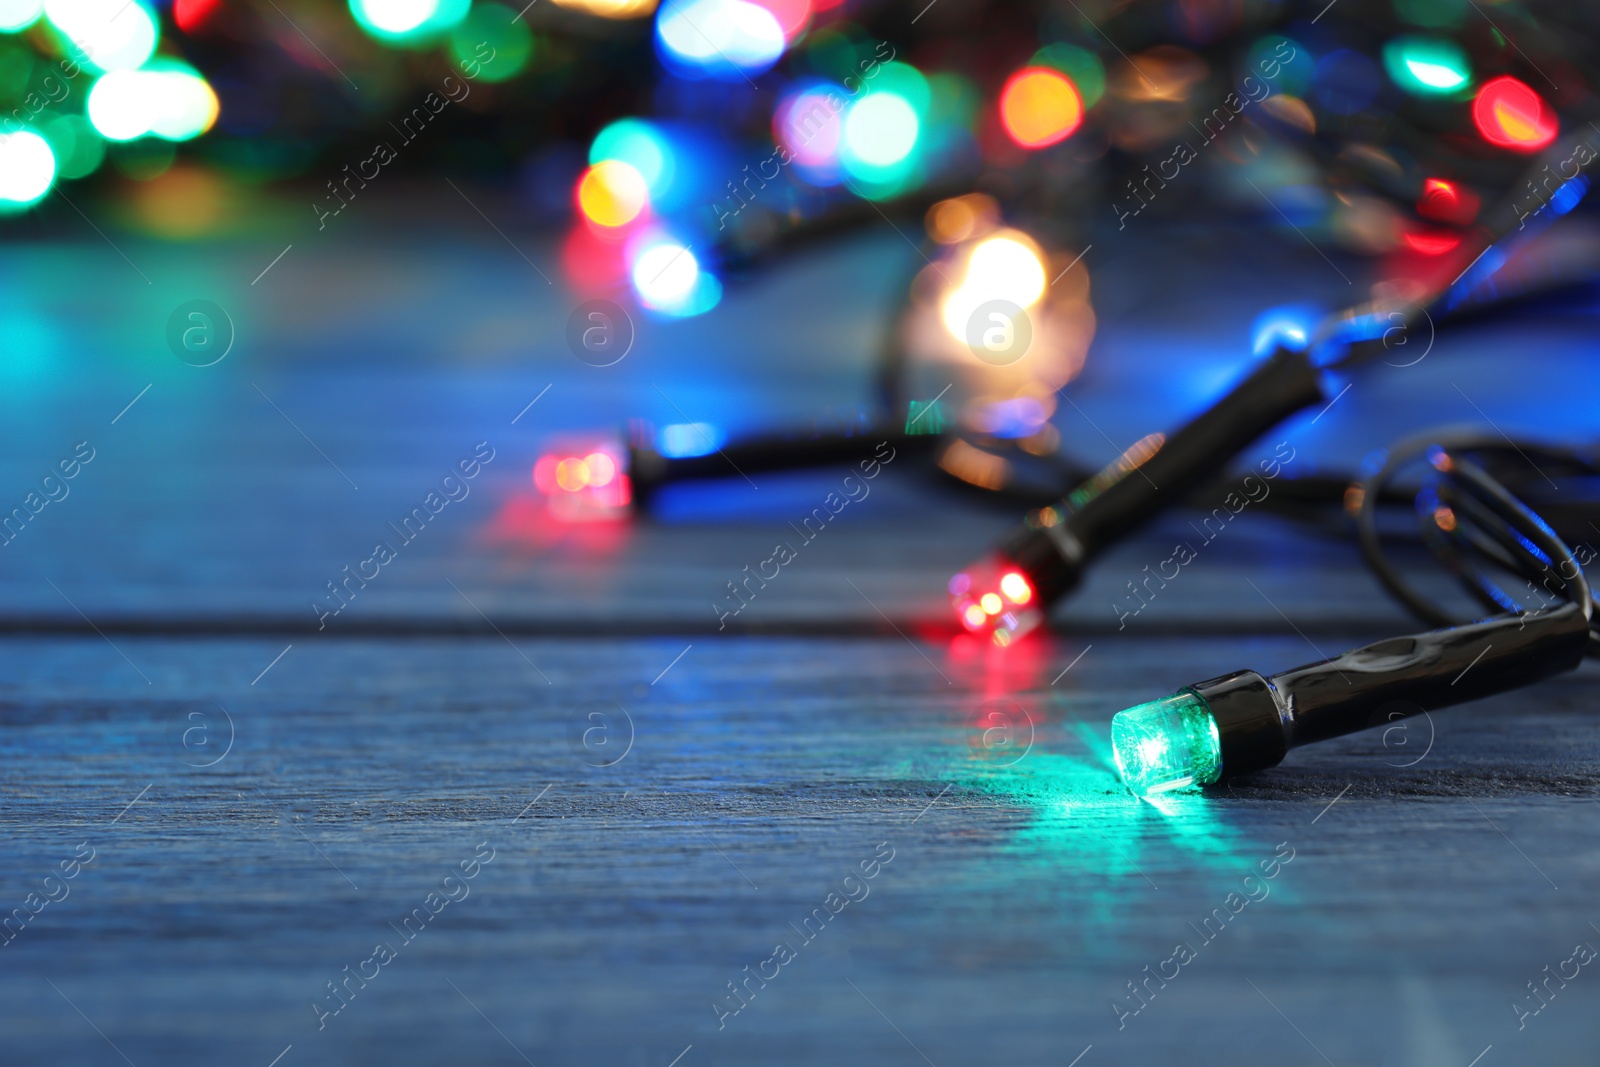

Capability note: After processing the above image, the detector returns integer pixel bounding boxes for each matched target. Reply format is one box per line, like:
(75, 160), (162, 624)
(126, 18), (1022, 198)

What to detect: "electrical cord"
(1108, 427), (1597, 796)
(1353, 428), (1600, 654)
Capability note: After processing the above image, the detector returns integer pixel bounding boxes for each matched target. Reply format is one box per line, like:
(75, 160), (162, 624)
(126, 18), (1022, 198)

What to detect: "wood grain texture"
(0, 634), (1597, 1066)
(1, 220), (1597, 1066)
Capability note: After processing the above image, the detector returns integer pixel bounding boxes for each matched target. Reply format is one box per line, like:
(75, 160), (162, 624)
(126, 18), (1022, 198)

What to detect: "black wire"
(1353, 428), (1599, 657)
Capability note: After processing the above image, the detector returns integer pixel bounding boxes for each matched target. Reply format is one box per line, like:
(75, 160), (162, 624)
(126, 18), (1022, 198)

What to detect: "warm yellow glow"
(577, 160), (648, 228)
(939, 230), (1048, 342)
(551, 0), (657, 17)
(980, 593), (1003, 615)
(926, 192), (997, 244)
(555, 457), (591, 491)
(1000, 572), (1032, 604)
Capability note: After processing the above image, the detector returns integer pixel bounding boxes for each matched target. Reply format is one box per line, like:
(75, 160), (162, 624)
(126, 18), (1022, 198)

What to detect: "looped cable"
(1353, 427), (1599, 656)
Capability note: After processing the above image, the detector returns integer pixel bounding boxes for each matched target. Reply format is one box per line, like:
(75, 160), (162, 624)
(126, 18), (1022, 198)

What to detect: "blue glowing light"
(657, 422), (725, 458)
(656, 0), (784, 81)
(1250, 304), (1319, 356)
(1547, 175), (1588, 218)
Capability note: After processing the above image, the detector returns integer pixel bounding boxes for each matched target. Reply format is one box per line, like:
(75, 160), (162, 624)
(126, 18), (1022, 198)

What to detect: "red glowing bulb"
(1473, 76), (1557, 152)
(1402, 230), (1462, 255)
(174, 0), (222, 32)
(948, 555), (1045, 645)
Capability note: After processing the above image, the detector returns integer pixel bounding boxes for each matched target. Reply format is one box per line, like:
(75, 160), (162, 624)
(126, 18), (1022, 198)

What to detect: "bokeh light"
(0, 129), (55, 205)
(350, 0), (469, 42)
(837, 62), (928, 196)
(577, 159), (649, 228)
(37, 113), (104, 180)
(173, 0), (222, 34)
(590, 119), (675, 201)
(632, 241), (699, 306)
(0, 0), (42, 32)
(45, 0), (157, 72)
(1473, 75), (1557, 151)
(657, 422), (724, 458)
(1031, 42), (1104, 108)
(939, 230), (1048, 342)
(775, 83), (844, 176)
(87, 64), (220, 143)
(552, 0), (657, 16)
(657, 0), (785, 80)
(844, 93), (918, 166)
(630, 238), (721, 316)
(749, 0), (809, 42)
(449, 3), (533, 81)
(1383, 36), (1470, 95)
(999, 66), (1082, 149)
(926, 192), (998, 244)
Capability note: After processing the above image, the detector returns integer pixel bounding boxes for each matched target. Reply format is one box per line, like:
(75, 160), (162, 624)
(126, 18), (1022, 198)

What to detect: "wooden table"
(2, 207), (1597, 1066)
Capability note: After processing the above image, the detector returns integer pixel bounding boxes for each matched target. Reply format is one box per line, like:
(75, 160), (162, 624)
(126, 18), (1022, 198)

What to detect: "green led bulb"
(1110, 691), (1222, 797)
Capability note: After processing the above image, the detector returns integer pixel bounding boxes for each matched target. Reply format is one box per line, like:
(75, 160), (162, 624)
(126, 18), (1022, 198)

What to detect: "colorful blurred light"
(0, 129), (55, 204)
(0, 0), (42, 32)
(844, 92), (918, 166)
(838, 62), (929, 196)
(1250, 305), (1318, 355)
(999, 572), (1032, 604)
(657, 422), (724, 458)
(449, 3), (533, 81)
(352, 0), (437, 34)
(926, 192), (998, 244)
(939, 231), (1047, 342)
(349, 0), (469, 41)
(1031, 42), (1104, 108)
(86, 64), (219, 143)
(999, 67), (1082, 149)
(628, 236), (721, 317)
(657, 0), (784, 80)
(552, 0), (657, 16)
(949, 554), (1042, 644)
(577, 159), (649, 228)
(37, 114), (103, 179)
(1418, 177), (1478, 224)
(632, 241), (698, 305)
(749, 0), (809, 41)
(45, 0), (157, 72)
(534, 443), (634, 519)
(590, 119), (674, 200)
(775, 83), (844, 174)
(173, 0), (221, 33)
(1383, 36), (1470, 94)
(1473, 76), (1557, 152)
(1402, 230), (1462, 255)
